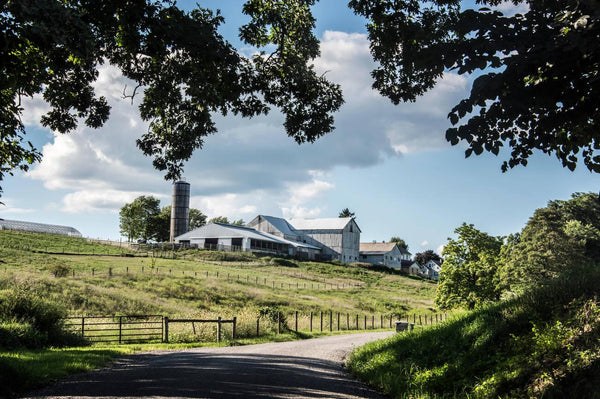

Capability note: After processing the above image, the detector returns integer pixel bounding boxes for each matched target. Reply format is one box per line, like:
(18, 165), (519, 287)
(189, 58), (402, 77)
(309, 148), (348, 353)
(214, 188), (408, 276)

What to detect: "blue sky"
(1, 1), (597, 254)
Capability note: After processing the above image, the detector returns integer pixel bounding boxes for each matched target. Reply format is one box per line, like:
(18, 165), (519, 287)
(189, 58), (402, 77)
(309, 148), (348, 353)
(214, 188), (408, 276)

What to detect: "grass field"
(0, 230), (443, 397)
(0, 231), (438, 323)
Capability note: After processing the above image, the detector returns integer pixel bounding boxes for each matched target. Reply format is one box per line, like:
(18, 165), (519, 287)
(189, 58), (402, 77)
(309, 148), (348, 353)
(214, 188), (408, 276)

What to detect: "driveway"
(25, 331), (394, 399)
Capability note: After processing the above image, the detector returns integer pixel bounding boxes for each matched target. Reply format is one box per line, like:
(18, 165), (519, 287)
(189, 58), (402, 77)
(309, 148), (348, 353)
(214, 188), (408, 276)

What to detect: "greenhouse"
(0, 218), (82, 237)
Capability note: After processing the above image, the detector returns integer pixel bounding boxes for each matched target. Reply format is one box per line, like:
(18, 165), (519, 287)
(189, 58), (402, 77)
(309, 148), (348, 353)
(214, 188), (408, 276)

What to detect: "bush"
(0, 286), (81, 349)
(269, 257), (298, 268)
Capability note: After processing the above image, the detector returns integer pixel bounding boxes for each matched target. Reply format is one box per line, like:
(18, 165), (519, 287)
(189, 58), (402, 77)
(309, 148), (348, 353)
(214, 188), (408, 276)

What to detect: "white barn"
(247, 215), (361, 262)
(174, 222), (320, 257)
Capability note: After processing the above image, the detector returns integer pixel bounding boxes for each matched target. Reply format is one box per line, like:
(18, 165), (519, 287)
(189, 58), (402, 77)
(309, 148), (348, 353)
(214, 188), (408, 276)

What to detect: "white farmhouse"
(359, 242), (412, 269)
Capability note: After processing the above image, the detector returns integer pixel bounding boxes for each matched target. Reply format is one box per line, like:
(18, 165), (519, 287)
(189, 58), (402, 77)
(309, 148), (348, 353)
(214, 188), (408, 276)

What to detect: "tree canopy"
(3, 0), (598, 200)
(390, 237), (408, 250)
(500, 192), (600, 291)
(350, 0), (600, 173)
(414, 249), (442, 265)
(339, 208), (355, 218)
(0, 0), (342, 196)
(119, 196), (161, 242)
(435, 223), (503, 310)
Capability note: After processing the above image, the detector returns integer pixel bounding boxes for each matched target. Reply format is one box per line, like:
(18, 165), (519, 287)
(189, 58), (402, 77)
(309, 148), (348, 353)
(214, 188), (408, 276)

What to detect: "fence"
(64, 311), (447, 344)
(65, 315), (164, 343)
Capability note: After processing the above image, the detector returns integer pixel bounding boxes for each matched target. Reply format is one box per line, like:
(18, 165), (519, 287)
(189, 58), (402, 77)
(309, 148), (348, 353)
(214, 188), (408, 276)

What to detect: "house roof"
(359, 242), (397, 254)
(175, 223), (320, 250)
(359, 242), (411, 256)
(288, 217), (360, 232)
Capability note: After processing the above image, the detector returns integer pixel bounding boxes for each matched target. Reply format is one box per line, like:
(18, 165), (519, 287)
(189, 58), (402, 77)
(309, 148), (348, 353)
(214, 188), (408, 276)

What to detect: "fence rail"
(65, 315), (164, 343)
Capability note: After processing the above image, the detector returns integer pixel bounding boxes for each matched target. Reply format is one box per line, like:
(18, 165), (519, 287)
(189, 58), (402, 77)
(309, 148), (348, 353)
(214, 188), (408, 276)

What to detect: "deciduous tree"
(349, 0), (600, 173)
(390, 237), (408, 251)
(435, 223), (503, 310)
(0, 0), (343, 197)
(414, 250), (442, 265)
(119, 196), (161, 242)
(500, 192), (600, 291)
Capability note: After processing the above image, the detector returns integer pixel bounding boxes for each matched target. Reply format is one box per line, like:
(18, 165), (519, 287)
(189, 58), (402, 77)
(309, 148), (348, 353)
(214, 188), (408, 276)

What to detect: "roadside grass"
(347, 265), (600, 398)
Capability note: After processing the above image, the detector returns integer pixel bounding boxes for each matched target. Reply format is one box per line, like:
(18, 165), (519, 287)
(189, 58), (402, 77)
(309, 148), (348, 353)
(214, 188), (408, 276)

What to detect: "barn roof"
(175, 223), (320, 249)
(288, 217), (359, 231)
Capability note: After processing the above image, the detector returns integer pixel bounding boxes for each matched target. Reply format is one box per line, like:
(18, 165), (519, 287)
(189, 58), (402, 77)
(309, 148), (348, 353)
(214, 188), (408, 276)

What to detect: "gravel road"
(24, 331), (394, 399)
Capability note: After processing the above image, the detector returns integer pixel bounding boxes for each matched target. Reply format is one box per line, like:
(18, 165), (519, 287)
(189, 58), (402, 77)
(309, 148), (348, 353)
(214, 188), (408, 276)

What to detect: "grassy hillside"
(347, 265), (600, 398)
(0, 230), (438, 331)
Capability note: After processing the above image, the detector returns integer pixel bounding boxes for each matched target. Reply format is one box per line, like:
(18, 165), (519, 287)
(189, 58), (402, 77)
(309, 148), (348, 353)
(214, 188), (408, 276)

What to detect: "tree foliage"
(189, 208), (207, 230)
(0, 0), (343, 196)
(339, 208), (355, 218)
(435, 223), (503, 310)
(500, 192), (600, 291)
(119, 196), (161, 242)
(390, 236), (408, 250)
(349, 0), (600, 173)
(208, 216), (229, 225)
(414, 249), (441, 265)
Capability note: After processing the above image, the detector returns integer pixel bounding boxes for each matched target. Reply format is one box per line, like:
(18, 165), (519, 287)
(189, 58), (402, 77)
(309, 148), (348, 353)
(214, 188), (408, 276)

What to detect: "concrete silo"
(170, 180), (190, 242)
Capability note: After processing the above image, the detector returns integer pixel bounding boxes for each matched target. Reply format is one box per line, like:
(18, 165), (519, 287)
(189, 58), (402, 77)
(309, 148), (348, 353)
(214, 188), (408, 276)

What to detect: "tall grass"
(347, 265), (600, 398)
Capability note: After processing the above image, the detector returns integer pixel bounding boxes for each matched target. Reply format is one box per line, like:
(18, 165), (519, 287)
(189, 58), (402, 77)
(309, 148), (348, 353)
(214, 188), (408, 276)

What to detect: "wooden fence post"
(118, 316), (123, 344)
(320, 311), (323, 332)
(217, 316), (222, 343)
(337, 312), (340, 331)
(295, 311), (298, 332)
(356, 314), (359, 330)
(277, 312), (281, 334)
(329, 311), (332, 332)
(256, 318), (260, 337)
(347, 313), (350, 330)
(164, 317), (169, 343)
(419, 315), (422, 325)
(232, 317), (237, 340)
(81, 317), (85, 337)
(364, 315), (367, 330)
(380, 314), (383, 329)
(310, 312), (313, 332)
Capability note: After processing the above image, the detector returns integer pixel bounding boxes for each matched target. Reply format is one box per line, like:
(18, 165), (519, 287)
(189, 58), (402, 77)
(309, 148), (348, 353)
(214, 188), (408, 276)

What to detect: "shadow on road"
(26, 352), (386, 398)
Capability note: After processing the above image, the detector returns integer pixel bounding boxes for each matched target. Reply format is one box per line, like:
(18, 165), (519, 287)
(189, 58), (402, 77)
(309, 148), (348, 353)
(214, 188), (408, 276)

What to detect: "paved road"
(25, 332), (394, 399)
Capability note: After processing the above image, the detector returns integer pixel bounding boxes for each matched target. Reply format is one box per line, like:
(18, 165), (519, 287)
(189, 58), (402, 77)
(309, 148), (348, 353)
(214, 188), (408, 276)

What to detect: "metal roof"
(288, 217), (356, 231)
(0, 218), (81, 237)
(359, 242), (398, 254)
(252, 215), (298, 236)
(175, 223), (320, 250)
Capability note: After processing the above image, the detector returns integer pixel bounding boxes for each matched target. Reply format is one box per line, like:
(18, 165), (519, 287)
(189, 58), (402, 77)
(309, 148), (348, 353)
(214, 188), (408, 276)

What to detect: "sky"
(0, 1), (597, 255)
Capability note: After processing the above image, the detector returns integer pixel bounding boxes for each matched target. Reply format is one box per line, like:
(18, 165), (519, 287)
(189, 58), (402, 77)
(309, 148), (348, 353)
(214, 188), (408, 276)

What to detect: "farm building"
(174, 222), (321, 258)
(359, 242), (412, 269)
(0, 218), (81, 237)
(248, 215), (361, 262)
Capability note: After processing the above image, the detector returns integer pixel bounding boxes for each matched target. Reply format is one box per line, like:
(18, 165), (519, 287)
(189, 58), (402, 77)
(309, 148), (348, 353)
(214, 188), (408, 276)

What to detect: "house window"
(350, 225), (353, 232)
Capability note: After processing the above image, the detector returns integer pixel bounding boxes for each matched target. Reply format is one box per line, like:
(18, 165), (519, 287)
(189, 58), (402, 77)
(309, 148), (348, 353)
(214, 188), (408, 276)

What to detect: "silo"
(170, 180), (190, 242)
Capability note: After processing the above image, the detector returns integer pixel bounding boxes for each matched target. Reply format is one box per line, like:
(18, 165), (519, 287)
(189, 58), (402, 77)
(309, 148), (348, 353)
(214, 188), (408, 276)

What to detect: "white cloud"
(421, 240), (429, 247)
(24, 31), (470, 216)
(436, 244), (445, 255)
(493, 1), (529, 16)
(61, 189), (163, 213)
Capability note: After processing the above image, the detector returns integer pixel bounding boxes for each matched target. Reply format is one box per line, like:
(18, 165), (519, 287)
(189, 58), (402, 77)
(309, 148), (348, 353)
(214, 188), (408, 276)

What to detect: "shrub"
(0, 286), (81, 349)
(269, 257), (298, 268)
